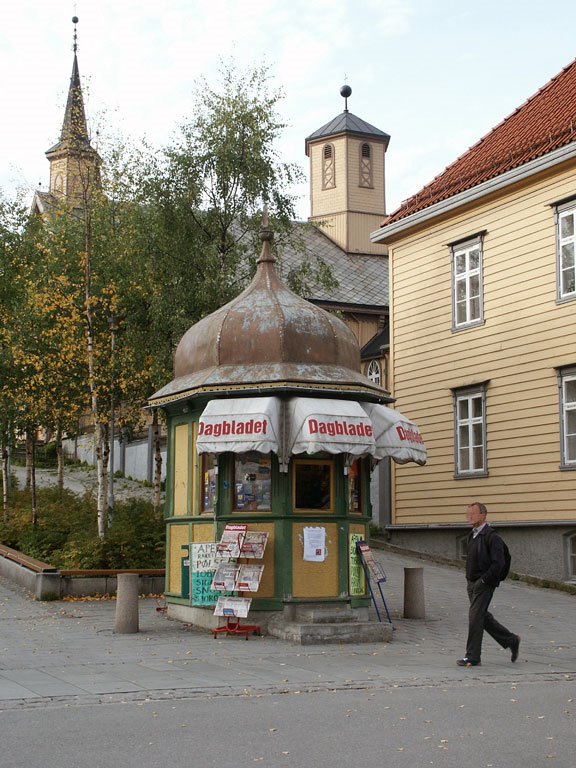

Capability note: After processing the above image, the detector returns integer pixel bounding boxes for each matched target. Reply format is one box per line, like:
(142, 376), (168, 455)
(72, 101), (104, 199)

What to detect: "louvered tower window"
(359, 142), (373, 188)
(322, 144), (335, 189)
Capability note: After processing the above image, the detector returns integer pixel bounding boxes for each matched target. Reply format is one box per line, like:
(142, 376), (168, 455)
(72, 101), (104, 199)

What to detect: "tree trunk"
(82, 190), (107, 539)
(31, 439), (37, 528)
(102, 422), (110, 517)
(1, 439), (8, 520)
(25, 430), (33, 491)
(152, 409), (163, 516)
(56, 424), (64, 492)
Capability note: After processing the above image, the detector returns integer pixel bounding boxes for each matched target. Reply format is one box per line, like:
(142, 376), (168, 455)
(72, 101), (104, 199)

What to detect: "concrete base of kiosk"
(167, 602), (392, 644)
(267, 603), (392, 645)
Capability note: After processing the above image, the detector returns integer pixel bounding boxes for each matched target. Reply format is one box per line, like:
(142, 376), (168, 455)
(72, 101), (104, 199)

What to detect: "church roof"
(383, 58), (576, 226)
(277, 223), (388, 309)
(305, 110), (390, 155)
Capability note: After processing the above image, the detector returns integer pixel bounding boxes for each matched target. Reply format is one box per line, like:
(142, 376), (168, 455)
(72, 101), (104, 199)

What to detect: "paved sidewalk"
(0, 550), (574, 709)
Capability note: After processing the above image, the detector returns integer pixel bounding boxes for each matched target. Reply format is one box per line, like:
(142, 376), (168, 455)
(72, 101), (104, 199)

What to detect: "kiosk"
(149, 217), (426, 643)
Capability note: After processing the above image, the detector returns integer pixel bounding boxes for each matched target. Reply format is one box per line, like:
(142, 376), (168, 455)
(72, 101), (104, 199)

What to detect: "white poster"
(303, 526), (326, 562)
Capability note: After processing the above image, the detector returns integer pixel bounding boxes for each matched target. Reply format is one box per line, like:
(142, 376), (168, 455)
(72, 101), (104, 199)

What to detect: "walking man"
(457, 502), (520, 667)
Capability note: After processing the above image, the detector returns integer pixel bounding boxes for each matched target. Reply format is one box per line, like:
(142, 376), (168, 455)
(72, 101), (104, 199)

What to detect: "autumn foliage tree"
(1, 61), (335, 546)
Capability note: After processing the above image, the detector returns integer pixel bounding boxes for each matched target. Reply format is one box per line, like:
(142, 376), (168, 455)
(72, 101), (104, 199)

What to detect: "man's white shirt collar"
(472, 522), (488, 538)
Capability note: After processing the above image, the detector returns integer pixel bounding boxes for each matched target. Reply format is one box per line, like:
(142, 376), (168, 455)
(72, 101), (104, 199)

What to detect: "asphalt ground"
(0, 549), (574, 710)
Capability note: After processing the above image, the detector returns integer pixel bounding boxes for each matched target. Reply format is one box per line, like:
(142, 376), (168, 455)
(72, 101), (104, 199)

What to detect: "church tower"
(33, 17), (100, 213)
(305, 86), (389, 255)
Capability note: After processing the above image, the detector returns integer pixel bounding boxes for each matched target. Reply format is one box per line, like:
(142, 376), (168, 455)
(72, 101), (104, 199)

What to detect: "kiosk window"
(348, 459), (362, 514)
(294, 461), (333, 511)
(234, 452), (272, 511)
(201, 454), (217, 513)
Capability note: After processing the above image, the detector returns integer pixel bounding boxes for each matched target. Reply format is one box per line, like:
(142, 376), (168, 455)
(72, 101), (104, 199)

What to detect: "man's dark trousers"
(466, 579), (515, 661)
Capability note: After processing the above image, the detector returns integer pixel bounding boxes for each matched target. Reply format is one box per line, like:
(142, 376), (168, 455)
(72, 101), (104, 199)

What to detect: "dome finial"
(340, 83), (352, 112)
(72, 15), (79, 54)
(258, 204), (276, 264)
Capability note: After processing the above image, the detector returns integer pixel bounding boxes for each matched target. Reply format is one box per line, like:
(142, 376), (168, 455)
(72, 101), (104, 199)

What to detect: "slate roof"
(361, 324), (389, 358)
(277, 223), (389, 308)
(385, 58), (576, 226)
(305, 111), (390, 154)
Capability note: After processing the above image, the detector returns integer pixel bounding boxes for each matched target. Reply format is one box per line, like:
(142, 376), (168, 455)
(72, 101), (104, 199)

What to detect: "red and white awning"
(196, 396), (426, 466)
(286, 397), (376, 457)
(196, 396), (281, 455)
(360, 402), (427, 465)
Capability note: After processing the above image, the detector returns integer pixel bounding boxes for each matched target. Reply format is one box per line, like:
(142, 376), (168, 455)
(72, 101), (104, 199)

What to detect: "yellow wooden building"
(372, 59), (576, 582)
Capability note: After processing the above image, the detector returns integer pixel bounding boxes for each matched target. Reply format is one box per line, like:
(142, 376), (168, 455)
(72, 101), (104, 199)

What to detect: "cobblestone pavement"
(0, 549), (574, 709)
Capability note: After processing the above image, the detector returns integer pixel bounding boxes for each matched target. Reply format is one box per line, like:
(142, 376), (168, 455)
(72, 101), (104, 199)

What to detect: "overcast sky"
(2, 0), (576, 220)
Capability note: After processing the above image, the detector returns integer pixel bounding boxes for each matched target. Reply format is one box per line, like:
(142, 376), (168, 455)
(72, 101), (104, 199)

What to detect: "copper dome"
(149, 221), (387, 406)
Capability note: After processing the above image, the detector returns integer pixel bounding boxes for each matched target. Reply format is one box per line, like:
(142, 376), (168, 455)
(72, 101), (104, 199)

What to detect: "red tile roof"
(385, 58), (576, 226)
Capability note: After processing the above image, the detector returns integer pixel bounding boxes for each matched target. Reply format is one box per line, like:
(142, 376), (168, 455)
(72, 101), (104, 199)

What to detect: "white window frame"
(453, 385), (487, 477)
(366, 360), (381, 385)
(559, 367), (576, 468)
(567, 533), (576, 580)
(556, 200), (576, 301)
(451, 236), (484, 330)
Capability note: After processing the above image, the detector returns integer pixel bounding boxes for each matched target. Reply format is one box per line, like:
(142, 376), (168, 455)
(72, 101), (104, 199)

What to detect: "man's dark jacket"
(466, 525), (506, 587)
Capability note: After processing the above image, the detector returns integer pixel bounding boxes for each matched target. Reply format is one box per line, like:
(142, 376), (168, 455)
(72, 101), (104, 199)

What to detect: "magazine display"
(240, 531), (269, 559)
(236, 564), (265, 592)
(210, 563), (239, 592)
(215, 523), (247, 559)
(214, 596), (252, 619)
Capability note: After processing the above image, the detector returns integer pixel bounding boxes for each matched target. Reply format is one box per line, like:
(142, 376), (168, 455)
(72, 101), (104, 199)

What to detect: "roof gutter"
(371, 140), (576, 243)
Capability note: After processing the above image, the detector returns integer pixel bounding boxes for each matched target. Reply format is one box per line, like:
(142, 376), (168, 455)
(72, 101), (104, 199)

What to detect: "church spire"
(42, 16), (101, 203)
(55, 16), (91, 150)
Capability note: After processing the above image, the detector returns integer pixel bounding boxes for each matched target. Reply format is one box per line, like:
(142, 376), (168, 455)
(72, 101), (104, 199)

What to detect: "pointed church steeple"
(43, 16), (101, 204)
(56, 38), (91, 149)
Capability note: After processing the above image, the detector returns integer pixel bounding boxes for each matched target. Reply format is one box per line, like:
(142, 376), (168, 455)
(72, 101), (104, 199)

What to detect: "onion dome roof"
(149, 216), (389, 407)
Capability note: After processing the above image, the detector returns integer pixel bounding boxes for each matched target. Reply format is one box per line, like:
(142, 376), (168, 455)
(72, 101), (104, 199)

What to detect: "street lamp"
(108, 313), (120, 519)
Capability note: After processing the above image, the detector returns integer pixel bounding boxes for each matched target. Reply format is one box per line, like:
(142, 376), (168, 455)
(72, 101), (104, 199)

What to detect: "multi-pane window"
(454, 386), (487, 476)
(322, 144), (335, 189)
(366, 360), (381, 385)
(559, 368), (576, 467)
(557, 202), (576, 300)
(359, 142), (373, 188)
(452, 238), (483, 329)
(568, 534), (576, 579)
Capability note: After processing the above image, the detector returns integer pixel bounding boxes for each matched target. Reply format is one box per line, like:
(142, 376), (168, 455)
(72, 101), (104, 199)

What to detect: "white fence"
(63, 432), (166, 483)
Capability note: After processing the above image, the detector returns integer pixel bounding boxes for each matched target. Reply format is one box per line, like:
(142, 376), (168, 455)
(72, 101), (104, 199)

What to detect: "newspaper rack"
(355, 541), (394, 627)
(212, 525), (266, 639)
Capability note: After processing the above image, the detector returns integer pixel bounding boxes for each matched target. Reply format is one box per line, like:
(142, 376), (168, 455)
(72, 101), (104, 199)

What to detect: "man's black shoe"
(456, 657), (481, 667)
(510, 635), (520, 662)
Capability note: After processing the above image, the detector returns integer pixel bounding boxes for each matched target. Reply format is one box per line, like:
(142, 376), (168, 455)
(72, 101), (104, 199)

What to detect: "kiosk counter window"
(293, 459), (334, 512)
(234, 452), (272, 511)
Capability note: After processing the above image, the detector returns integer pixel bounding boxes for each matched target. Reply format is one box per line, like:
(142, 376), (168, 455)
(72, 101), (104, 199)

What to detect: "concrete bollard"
(114, 573), (140, 634)
(403, 567), (426, 619)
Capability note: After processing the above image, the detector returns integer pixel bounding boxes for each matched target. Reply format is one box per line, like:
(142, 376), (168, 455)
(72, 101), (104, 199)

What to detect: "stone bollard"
(403, 566), (426, 619)
(114, 573), (140, 634)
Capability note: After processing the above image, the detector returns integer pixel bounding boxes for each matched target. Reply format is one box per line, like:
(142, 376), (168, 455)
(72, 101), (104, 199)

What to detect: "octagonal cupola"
(149, 214), (387, 407)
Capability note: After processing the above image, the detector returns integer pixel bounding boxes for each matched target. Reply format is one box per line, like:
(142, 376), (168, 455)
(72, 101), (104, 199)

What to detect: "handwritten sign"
(191, 542), (220, 606)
